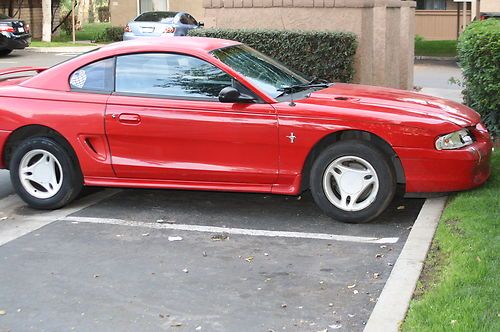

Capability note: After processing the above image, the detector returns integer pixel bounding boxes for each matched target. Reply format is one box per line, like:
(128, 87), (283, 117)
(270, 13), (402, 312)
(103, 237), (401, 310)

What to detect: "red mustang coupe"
(0, 38), (493, 223)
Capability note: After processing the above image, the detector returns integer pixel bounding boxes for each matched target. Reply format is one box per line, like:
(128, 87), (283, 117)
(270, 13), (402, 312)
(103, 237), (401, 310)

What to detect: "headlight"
(435, 129), (473, 150)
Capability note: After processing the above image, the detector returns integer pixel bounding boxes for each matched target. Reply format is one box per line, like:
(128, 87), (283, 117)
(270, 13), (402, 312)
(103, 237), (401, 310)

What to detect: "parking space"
(0, 50), (428, 331)
(0, 188), (424, 331)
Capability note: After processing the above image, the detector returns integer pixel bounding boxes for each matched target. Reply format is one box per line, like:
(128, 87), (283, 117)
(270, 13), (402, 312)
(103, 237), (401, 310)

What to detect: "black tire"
(9, 137), (83, 209)
(0, 49), (12, 56)
(310, 140), (396, 223)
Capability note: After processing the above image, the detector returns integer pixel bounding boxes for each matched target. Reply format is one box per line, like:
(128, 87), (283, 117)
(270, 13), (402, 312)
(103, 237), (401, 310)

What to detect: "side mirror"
(198, 22), (204, 27)
(218, 87), (256, 103)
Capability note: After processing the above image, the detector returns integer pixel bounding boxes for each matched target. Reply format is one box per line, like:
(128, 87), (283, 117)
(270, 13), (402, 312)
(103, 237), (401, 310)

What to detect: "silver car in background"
(123, 11), (203, 40)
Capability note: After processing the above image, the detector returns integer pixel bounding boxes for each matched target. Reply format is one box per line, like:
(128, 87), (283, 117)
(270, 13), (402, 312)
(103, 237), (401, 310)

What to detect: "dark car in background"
(123, 11), (202, 40)
(0, 13), (31, 56)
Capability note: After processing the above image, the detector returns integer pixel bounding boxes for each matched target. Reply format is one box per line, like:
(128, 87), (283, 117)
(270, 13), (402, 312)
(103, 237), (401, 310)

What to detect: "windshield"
(135, 11), (177, 22)
(212, 45), (309, 98)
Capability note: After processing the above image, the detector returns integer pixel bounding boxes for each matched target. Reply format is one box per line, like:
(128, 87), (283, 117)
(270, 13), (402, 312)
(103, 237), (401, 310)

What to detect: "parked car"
(123, 11), (202, 40)
(479, 12), (500, 20)
(0, 38), (493, 223)
(0, 13), (31, 56)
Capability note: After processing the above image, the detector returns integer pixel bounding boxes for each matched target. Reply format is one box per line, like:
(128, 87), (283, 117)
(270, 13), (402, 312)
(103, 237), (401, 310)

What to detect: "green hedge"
(458, 19), (500, 137)
(189, 28), (358, 83)
(95, 26), (124, 42)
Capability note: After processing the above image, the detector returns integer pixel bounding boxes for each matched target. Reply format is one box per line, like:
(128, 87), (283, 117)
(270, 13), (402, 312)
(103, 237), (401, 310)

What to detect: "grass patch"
(402, 151), (500, 331)
(415, 39), (458, 57)
(53, 22), (111, 42)
(30, 23), (111, 47)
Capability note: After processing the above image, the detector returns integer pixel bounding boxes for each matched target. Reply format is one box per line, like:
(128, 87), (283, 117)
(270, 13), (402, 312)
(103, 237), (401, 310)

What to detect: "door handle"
(117, 113), (141, 124)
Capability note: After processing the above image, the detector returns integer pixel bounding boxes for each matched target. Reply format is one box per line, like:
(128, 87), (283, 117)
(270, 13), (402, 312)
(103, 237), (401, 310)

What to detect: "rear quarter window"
(69, 57), (114, 93)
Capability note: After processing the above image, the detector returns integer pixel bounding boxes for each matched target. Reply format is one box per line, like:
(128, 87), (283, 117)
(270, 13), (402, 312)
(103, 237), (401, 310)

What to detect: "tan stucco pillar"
(203, 0), (416, 90)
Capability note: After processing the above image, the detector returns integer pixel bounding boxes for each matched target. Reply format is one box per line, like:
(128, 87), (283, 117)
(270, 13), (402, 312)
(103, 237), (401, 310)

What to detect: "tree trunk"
(42, 0), (52, 42)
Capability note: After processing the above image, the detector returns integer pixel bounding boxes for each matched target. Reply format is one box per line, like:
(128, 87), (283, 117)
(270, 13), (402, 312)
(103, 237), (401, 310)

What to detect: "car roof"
(100, 37), (240, 54)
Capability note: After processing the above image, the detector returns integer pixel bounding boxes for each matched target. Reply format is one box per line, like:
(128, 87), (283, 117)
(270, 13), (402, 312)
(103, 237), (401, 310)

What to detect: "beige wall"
(416, 10), (471, 40)
(204, 0), (416, 90)
(0, 4), (60, 39)
(481, 0), (500, 12)
(170, 0), (205, 21)
(110, 0), (138, 27)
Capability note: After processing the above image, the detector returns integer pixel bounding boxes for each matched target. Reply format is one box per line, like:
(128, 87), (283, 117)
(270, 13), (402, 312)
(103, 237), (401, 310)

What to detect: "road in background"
(414, 59), (463, 103)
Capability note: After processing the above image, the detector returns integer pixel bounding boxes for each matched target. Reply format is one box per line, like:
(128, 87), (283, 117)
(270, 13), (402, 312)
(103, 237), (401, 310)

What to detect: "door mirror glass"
(218, 86), (255, 103)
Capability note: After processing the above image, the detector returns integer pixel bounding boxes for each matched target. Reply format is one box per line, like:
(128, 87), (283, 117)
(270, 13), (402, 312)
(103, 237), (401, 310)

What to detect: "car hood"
(301, 83), (480, 127)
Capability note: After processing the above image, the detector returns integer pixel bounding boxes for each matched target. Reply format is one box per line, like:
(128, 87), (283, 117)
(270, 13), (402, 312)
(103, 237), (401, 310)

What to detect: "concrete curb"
(415, 56), (457, 61)
(26, 46), (100, 53)
(364, 197), (448, 332)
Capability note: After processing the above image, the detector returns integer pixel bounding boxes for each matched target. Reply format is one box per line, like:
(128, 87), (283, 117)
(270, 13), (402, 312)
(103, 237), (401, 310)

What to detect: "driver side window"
(115, 53), (233, 100)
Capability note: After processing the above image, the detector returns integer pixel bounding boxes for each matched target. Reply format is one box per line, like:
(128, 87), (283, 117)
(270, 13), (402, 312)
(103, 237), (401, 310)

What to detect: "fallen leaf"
(380, 245), (387, 249)
(353, 290), (359, 294)
(476, 256), (481, 262)
(297, 196), (302, 200)
(202, 251), (207, 257)
(168, 236), (183, 242)
(397, 205), (405, 210)
(211, 233), (229, 241)
(347, 284), (356, 289)
(171, 322), (182, 327)
(264, 252), (269, 256)
(348, 314), (356, 318)
(245, 256), (254, 263)
(451, 320), (457, 325)
(329, 324), (342, 329)
(388, 262), (394, 267)
(93, 274), (100, 278)
(195, 326), (202, 331)
(373, 273), (380, 279)
(0, 310), (5, 315)
(0, 217), (8, 221)
(281, 304), (287, 308)
(182, 268), (189, 273)
(328, 303), (334, 307)
(375, 253), (384, 258)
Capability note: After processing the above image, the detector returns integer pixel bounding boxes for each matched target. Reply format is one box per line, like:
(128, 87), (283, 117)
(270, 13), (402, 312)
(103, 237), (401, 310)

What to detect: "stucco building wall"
(0, 0), (60, 39)
(203, 0), (416, 90)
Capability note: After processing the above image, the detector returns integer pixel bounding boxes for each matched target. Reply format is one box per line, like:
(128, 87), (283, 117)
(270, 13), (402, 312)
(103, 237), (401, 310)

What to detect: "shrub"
(95, 26), (124, 42)
(189, 28), (358, 83)
(458, 19), (500, 137)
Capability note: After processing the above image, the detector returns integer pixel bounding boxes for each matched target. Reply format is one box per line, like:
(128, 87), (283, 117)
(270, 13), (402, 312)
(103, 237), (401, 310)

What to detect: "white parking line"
(0, 189), (121, 246)
(63, 216), (400, 244)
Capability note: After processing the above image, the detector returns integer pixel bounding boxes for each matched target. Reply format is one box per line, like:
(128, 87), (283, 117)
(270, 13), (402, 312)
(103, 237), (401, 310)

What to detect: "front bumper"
(0, 32), (31, 50)
(395, 130), (493, 193)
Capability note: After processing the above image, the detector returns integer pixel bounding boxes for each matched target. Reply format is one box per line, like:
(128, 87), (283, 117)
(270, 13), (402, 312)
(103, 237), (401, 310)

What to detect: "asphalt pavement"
(0, 49), (439, 331)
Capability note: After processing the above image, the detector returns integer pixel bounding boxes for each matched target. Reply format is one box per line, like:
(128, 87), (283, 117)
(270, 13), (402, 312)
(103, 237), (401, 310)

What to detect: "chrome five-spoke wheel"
(19, 149), (64, 199)
(310, 140), (396, 223)
(322, 156), (379, 212)
(10, 136), (83, 209)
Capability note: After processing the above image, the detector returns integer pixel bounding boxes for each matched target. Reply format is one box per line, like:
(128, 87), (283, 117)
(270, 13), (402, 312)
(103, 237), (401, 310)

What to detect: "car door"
(105, 52), (279, 185)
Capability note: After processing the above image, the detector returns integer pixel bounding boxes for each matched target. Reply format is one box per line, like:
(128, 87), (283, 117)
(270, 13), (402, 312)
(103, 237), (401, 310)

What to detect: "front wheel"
(10, 137), (83, 209)
(310, 141), (396, 223)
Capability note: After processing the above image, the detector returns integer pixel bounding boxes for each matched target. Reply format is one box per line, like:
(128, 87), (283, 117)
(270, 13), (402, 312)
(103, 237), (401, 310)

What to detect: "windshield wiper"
(276, 79), (331, 98)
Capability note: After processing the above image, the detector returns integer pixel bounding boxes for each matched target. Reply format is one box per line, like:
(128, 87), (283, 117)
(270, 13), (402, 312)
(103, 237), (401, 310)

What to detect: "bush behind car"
(189, 28), (358, 83)
(458, 19), (500, 137)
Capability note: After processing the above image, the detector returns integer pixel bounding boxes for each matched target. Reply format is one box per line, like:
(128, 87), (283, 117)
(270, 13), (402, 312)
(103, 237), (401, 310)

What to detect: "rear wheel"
(0, 49), (12, 56)
(310, 140), (396, 223)
(9, 137), (83, 209)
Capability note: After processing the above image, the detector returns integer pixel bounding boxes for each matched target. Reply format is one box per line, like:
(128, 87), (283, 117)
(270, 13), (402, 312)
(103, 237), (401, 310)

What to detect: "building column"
(41, 0), (51, 42)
